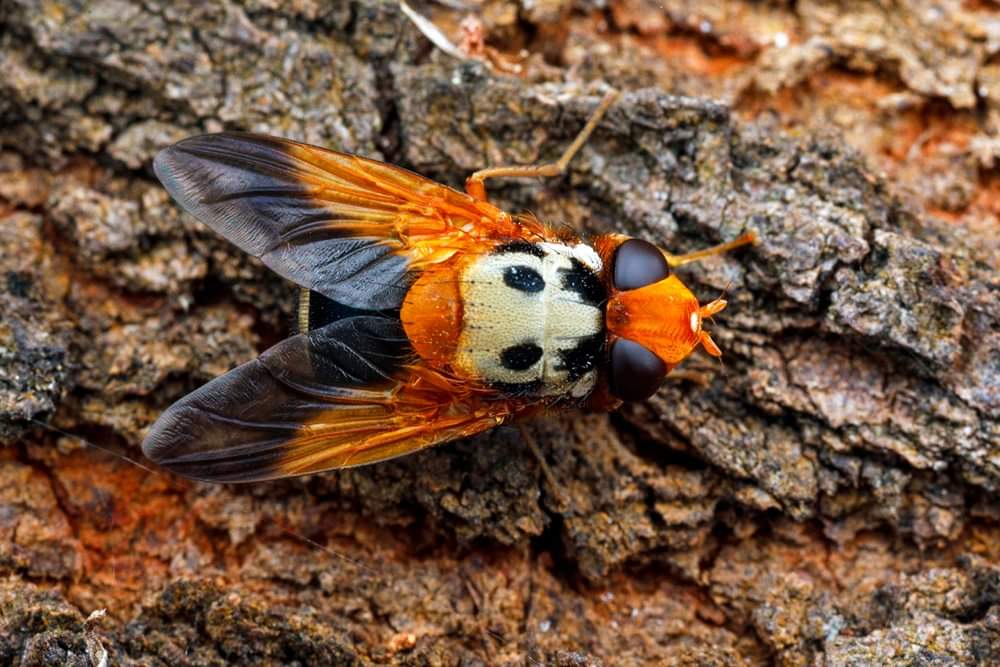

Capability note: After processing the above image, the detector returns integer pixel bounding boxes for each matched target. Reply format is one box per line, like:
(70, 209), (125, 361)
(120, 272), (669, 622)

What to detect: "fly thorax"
(455, 241), (606, 398)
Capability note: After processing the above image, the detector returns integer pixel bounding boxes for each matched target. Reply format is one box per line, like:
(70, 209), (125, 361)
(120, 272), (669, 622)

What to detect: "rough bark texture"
(1, 0), (999, 665)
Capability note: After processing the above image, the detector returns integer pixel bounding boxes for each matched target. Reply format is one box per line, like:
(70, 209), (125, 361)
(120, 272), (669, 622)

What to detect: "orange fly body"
(143, 91), (756, 482)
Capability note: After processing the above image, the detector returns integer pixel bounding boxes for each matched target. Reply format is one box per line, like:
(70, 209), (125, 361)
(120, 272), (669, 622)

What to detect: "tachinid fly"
(142, 91), (756, 482)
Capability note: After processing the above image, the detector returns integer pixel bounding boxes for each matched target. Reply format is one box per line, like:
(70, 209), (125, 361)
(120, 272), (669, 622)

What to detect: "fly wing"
(141, 316), (511, 482)
(153, 133), (549, 310)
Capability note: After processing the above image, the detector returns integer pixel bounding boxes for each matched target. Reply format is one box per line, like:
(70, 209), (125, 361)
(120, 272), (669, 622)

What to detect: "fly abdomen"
(452, 241), (606, 398)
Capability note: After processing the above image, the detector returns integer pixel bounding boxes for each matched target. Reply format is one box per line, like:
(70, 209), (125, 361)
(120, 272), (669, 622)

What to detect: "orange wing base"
(280, 366), (509, 476)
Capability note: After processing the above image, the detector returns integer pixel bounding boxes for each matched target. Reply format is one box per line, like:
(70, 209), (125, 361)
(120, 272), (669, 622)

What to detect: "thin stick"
(29, 418), (160, 475)
(516, 421), (567, 508)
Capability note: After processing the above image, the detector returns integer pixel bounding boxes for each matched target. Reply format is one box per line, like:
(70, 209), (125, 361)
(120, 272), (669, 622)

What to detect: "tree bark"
(1, 1), (998, 665)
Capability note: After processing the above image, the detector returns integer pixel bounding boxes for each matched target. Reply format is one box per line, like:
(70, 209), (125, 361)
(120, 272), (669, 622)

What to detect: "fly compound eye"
(613, 239), (670, 291)
(608, 338), (667, 401)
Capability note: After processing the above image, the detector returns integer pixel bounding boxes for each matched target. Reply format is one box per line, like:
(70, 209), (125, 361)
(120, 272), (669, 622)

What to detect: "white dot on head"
(572, 244), (602, 271)
(690, 312), (700, 333)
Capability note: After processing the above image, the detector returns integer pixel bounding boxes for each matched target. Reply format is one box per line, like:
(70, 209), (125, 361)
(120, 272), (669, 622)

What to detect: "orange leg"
(662, 231), (758, 268)
(465, 90), (619, 202)
(666, 369), (713, 387)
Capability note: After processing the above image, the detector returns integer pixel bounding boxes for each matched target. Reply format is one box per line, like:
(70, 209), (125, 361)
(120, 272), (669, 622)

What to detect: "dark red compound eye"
(613, 238), (670, 291)
(608, 338), (667, 402)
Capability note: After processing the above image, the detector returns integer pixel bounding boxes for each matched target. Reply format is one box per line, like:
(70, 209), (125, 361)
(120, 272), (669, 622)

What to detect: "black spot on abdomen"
(501, 342), (543, 370)
(558, 258), (606, 306)
(503, 265), (545, 293)
(555, 332), (604, 381)
(493, 241), (546, 258)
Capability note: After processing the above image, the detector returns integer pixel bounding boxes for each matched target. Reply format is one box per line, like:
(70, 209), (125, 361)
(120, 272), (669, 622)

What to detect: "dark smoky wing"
(141, 316), (411, 483)
(153, 133), (410, 310)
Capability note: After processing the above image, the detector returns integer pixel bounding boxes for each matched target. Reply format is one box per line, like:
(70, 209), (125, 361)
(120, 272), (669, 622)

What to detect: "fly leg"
(465, 90), (619, 202)
(662, 231), (758, 267)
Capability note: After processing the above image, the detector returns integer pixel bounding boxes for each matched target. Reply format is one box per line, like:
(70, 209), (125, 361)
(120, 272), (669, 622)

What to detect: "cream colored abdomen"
(453, 243), (604, 397)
